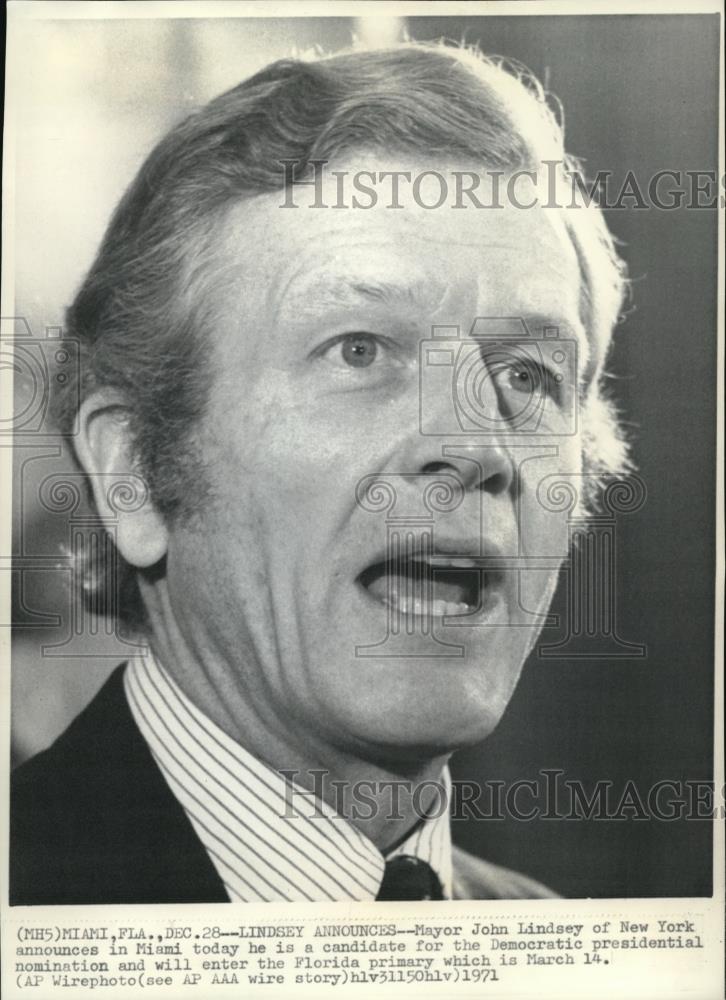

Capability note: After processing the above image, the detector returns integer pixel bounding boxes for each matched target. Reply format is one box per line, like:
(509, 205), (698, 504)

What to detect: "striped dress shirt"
(124, 654), (453, 902)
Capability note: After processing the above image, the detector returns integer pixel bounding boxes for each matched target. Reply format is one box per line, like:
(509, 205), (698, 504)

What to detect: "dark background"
(11, 13), (719, 898)
(425, 13), (719, 899)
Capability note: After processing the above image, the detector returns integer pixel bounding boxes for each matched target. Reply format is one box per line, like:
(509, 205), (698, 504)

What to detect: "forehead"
(213, 155), (586, 350)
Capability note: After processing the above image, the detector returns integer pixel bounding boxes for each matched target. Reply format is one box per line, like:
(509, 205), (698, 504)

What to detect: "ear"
(73, 390), (169, 568)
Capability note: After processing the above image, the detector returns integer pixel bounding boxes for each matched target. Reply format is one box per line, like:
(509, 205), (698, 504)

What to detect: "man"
(11, 42), (630, 904)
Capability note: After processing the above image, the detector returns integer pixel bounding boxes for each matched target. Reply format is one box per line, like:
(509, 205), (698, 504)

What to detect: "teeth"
(383, 595), (473, 617)
(425, 557), (481, 568)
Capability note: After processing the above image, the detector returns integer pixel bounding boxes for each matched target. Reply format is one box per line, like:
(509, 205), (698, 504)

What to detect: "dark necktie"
(376, 855), (444, 900)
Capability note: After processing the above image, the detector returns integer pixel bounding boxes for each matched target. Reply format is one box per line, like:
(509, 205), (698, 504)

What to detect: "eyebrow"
(281, 275), (437, 316)
(519, 311), (590, 347)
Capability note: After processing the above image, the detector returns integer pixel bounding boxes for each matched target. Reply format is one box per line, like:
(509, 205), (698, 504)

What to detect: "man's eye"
(503, 363), (545, 394)
(486, 354), (562, 405)
(341, 333), (379, 368)
(319, 332), (387, 370)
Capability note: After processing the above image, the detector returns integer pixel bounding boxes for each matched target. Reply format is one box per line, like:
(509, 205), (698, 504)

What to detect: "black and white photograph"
(2, 2), (723, 998)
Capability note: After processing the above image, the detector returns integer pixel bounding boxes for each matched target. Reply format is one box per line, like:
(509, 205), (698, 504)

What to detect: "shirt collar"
(124, 654), (452, 902)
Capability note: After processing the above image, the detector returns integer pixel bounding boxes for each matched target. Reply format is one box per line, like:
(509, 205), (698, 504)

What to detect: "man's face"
(163, 157), (587, 760)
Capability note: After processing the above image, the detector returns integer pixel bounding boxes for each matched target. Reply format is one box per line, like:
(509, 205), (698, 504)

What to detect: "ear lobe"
(74, 390), (169, 568)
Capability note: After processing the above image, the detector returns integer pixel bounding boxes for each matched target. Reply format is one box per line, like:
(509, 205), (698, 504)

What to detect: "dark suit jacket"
(11, 665), (555, 905)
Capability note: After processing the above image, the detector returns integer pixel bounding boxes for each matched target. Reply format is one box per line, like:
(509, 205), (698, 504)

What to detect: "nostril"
(481, 470), (510, 494)
(421, 461), (456, 475)
(419, 452), (513, 494)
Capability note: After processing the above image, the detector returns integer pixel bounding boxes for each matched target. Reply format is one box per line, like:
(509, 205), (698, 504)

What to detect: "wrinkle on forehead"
(276, 269), (453, 323)
(216, 177), (589, 361)
(269, 229), (578, 324)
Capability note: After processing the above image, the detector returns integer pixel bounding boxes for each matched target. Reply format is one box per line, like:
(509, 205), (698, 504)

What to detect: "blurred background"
(8, 11), (718, 898)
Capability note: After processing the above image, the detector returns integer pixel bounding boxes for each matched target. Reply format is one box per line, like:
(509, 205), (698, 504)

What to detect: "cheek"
(513, 440), (582, 625)
(231, 404), (390, 529)
(517, 440), (583, 559)
(164, 524), (252, 643)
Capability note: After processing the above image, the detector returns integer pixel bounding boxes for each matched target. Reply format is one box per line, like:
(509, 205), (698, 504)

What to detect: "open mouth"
(356, 550), (503, 618)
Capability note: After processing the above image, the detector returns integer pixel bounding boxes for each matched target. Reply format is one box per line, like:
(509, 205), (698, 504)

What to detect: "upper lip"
(354, 537), (511, 610)
(357, 536), (506, 574)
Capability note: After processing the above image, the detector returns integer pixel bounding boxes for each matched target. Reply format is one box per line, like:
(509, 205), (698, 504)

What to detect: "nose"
(404, 335), (515, 495)
(417, 442), (514, 496)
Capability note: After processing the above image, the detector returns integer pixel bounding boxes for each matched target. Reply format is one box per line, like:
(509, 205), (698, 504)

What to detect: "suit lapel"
(13, 663), (229, 904)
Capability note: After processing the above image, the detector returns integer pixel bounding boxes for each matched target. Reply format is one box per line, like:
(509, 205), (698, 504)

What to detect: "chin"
(329, 683), (511, 762)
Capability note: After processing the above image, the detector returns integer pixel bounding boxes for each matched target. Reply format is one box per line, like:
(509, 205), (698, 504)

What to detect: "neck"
(279, 754), (450, 853)
(139, 582), (450, 852)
